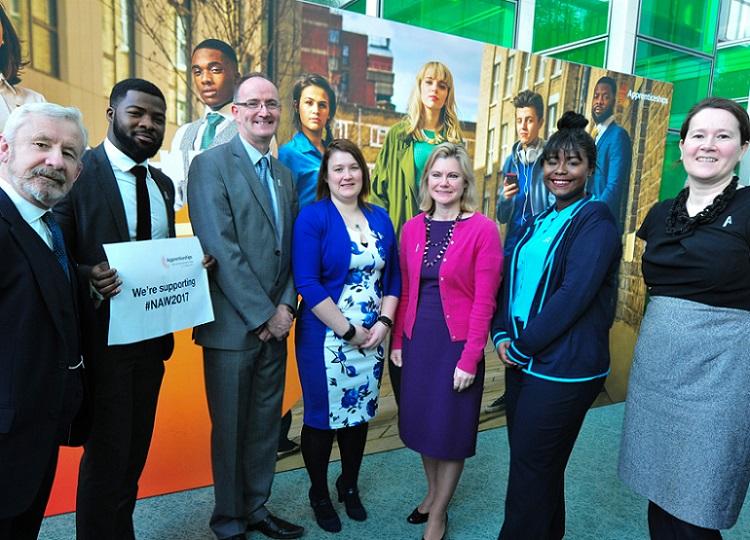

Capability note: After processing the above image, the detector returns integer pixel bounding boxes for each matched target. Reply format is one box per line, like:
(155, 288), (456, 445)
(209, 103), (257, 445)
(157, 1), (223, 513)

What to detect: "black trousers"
(76, 353), (165, 540)
(499, 368), (603, 540)
(648, 502), (723, 540)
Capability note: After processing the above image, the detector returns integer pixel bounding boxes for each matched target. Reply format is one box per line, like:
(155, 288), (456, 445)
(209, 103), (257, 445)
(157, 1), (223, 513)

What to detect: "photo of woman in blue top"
(292, 139), (400, 533)
(491, 111), (622, 540)
(279, 73), (337, 208)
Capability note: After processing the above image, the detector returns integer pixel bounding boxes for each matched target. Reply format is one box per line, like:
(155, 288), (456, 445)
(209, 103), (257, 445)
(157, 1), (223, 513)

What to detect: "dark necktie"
(200, 112), (224, 150)
(42, 212), (70, 281)
(131, 165), (151, 240)
(256, 156), (280, 231)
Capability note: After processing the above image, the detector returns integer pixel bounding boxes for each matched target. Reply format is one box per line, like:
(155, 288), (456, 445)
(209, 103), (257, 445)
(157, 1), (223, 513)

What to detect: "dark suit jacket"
(0, 189), (81, 518)
(188, 134), (298, 350)
(54, 143), (176, 362)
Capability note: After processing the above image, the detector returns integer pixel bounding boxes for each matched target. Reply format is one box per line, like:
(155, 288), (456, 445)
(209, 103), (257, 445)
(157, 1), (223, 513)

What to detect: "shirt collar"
(103, 137), (149, 175)
(292, 131), (323, 157)
(0, 176), (48, 223)
(596, 115), (615, 130)
(202, 101), (234, 121)
(238, 135), (272, 167)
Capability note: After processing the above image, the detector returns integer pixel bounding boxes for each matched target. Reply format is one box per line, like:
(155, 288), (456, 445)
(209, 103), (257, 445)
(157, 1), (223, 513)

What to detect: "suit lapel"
(0, 190), (71, 349)
(230, 136), (276, 229)
(91, 145), (130, 241)
(149, 166), (176, 237)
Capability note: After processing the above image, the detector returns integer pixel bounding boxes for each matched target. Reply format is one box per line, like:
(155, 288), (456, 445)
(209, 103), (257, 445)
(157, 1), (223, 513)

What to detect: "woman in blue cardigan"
(491, 112), (621, 539)
(292, 139), (400, 533)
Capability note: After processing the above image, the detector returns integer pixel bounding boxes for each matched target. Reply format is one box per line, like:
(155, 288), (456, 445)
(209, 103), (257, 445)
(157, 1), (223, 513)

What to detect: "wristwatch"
(377, 315), (393, 328)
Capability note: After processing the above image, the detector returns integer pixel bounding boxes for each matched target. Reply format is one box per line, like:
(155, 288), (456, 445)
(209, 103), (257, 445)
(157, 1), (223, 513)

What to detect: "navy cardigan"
(491, 197), (621, 382)
(292, 198), (400, 327)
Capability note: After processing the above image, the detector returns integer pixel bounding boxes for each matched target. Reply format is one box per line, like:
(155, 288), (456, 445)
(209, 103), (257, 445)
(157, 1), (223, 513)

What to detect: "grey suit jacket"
(187, 134), (299, 351)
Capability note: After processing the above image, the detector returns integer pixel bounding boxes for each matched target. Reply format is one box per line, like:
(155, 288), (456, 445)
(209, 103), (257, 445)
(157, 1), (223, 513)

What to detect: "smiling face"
(679, 107), (749, 187)
(297, 84), (330, 138)
(191, 47), (238, 109)
(420, 70), (449, 113)
(516, 106), (543, 146)
(427, 156), (465, 212)
(0, 113), (84, 208)
(543, 149), (592, 209)
(232, 76), (280, 153)
(107, 90), (166, 163)
(325, 150), (363, 205)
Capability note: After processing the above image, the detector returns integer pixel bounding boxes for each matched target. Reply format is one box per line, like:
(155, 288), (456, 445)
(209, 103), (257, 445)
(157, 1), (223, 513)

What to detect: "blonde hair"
(405, 61), (463, 144)
(418, 142), (477, 214)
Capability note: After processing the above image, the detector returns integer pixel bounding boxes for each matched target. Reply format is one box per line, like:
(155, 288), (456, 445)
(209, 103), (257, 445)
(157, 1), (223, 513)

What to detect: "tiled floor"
(276, 341), (613, 473)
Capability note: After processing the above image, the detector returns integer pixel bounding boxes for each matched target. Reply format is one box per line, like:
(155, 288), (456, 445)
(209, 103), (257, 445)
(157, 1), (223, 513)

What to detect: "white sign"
(103, 237), (214, 345)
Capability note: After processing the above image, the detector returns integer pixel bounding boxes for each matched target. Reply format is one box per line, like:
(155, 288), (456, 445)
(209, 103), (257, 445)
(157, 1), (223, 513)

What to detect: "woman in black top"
(619, 97), (750, 539)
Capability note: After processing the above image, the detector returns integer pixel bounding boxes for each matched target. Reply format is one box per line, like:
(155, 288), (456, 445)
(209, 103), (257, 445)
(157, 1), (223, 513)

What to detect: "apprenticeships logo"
(161, 254), (194, 269)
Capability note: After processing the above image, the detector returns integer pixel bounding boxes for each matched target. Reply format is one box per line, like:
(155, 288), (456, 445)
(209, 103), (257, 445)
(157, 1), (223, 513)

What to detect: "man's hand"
(90, 261), (121, 299)
(266, 305), (293, 340)
(503, 180), (520, 200)
(202, 254), (216, 269)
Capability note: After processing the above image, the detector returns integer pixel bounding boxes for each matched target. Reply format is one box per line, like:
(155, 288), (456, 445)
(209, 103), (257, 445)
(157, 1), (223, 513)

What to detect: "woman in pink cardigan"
(391, 142), (503, 540)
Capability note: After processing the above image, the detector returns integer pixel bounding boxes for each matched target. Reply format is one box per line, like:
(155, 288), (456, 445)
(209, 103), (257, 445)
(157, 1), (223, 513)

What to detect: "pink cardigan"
(392, 213), (503, 374)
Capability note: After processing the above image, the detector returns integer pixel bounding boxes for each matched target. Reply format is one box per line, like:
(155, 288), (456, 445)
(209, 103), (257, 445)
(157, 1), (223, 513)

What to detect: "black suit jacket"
(0, 189), (81, 518)
(54, 143), (176, 362)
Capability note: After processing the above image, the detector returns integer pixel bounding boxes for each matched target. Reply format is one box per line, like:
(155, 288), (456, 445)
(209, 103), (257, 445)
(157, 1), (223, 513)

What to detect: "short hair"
(109, 78), (166, 108)
(192, 39), (238, 67)
(0, 7), (26, 85)
(594, 76), (617, 97)
(418, 142), (477, 214)
(292, 73), (337, 145)
(4, 102), (88, 153)
(680, 97), (750, 146)
(316, 139), (371, 205)
(512, 90), (544, 121)
(233, 72), (275, 101)
(541, 111), (596, 170)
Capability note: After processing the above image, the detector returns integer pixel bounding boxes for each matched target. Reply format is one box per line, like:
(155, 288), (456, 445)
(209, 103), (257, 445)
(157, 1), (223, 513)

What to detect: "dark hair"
(193, 39), (238, 67)
(233, 72), (273, 101)
(541, 111), (597, 167)
(680, 97), (750, 145)
(292, 73), (337, 145)
(109, 78), (166, 108)
(0, 7), (26, 85)
(512, 90), (544, 121)
(594, 76), (617, 96)
(316, 139), (371, 205)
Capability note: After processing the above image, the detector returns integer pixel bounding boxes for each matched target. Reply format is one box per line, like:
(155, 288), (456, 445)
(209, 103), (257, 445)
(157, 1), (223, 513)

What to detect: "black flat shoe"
(407, 506), (429, 524)
(335, 476), (367, 521)
(309, 489), (342, 533)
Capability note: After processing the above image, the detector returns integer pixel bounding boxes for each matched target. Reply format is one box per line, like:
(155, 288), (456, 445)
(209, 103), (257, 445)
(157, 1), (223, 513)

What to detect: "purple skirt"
(398, 254), (485, 460)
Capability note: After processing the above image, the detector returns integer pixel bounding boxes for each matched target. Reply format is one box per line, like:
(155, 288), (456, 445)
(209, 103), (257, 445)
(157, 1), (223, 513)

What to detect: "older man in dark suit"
(188, 73), (302, 540)
(55, 78), (176, 540)
(0, 103), (87, 540)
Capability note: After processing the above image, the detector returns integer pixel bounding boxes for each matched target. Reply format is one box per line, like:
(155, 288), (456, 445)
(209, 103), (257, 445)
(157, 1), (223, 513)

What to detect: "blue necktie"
(42, 212), (70, 281)
(256, 156), (280, 234)
(200, 112), (223, 150)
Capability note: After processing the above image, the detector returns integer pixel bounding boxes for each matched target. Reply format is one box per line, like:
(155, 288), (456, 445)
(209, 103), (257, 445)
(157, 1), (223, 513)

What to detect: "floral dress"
(323, 227), (386, 428)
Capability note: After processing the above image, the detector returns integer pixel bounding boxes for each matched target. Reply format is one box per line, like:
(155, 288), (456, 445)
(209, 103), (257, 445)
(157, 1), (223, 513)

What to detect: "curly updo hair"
(541, 111), (597, 167)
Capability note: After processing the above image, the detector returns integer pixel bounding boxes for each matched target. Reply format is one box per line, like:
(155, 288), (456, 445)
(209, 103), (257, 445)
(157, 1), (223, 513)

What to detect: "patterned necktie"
(42, 212), (70, 281)
(591, 124), (599, 142)
(200, 112), (224, 150)
(256, 156), (280, 233)
(131, 165), (151, 240)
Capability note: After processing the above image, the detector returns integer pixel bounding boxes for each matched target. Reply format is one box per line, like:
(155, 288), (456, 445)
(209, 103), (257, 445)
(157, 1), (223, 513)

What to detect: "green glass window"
(344, 0), (366, 13)
(306, 0), (365, 10)
(713, 44), (750, 100)
(638, 0), (720, 54)
(533, 0), (609, 52)
(634, 41), (711, 131)
(659, 132), (685, 200)
(382, 0), (516, 47)
(550, 40), (607, 68)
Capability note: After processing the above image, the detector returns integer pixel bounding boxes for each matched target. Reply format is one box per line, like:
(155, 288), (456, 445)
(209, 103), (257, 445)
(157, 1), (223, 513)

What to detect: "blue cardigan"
(292, 198), (401, 329)
(491, 197), (621, 382)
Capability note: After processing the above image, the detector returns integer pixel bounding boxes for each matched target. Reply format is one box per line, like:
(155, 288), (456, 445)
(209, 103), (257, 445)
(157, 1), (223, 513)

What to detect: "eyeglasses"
(233, 99), (281, 111)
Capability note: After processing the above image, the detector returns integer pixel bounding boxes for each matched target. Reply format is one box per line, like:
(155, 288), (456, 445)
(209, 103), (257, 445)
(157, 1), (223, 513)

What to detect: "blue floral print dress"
(322, 227), (386, 428)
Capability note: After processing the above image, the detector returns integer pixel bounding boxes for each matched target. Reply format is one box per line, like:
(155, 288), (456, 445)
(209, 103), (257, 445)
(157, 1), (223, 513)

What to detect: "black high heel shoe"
(335, 476), (367, 521)
(309, 488), (342, 533)
(407, 506), (429, 524)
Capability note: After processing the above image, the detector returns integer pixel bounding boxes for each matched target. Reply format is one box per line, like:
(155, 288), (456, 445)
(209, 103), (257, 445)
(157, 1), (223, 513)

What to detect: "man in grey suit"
(187, 74), (303, 540)
(169, 39), (240, 210)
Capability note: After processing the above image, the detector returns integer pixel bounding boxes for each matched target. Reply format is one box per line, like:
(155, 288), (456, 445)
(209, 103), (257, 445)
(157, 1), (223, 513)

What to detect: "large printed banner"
(46, 0), (673, 516)
(104, 237), (214, 345)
